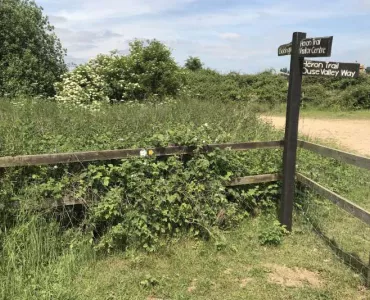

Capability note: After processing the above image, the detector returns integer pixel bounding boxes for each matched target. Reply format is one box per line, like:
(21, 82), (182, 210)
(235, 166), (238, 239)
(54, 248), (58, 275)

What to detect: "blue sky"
(38, 0), (370, 73)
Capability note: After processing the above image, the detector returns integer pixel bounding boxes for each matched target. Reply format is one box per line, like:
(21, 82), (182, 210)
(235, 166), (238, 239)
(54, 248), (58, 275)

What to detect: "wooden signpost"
(278, 32), (306, 231)
(277, 32), (360, 230)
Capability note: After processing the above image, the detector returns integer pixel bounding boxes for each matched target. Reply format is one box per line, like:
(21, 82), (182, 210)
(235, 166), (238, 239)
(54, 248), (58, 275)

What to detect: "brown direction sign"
(278, 36), (333, 57)
(299, 36), (333, 57)
(278, 42), (292, 56)
(303, 60), (360, 78)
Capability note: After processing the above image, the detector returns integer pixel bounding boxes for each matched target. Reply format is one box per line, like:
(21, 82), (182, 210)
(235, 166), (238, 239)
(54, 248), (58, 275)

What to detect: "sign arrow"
(299, 36), (333, 57)
(302, 60), (360, 78)
(278, 42), (292, 56)
(278, 36), (333, 58)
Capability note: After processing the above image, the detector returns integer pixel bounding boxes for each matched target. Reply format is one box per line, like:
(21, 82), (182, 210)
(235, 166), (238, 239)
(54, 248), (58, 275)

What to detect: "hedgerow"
(184, 68), (370, 110)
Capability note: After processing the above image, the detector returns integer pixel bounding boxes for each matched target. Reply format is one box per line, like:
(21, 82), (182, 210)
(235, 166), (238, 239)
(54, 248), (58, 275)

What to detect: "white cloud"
(219, 33), (241, 40)
(54, 0), (197, 22)
(48, 15), (68, 24)
(39, 0), (370, 72)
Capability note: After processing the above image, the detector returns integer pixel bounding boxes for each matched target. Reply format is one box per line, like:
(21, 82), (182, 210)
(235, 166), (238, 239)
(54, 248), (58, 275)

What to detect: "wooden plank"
(227, 173), (281, 187)
(0, 140), (283, 168)
(296, 173), (370, 226)
(298, 140), (370, 171)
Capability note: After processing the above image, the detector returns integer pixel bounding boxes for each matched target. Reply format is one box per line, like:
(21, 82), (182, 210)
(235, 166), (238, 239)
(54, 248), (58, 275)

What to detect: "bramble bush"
(258, 216), (288, 246)
(55, 40), (184, 108)
(0, 107), (282, 253)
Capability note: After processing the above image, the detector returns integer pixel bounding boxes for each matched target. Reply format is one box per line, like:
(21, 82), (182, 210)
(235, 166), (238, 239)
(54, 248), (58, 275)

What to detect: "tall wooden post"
(279, 32), (306, 231)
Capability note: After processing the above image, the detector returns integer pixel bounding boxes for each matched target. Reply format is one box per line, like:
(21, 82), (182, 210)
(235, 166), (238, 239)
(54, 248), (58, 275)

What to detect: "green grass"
(299, 109), (370, 119)
(1, 97), (370, 299)
(2, 213), (367, 300)
(296, 144), (370, 265)
(0, 97), (279, 156)
(263, 105), (370, 119)
(0, 216), (95, 300)
(73, 215), (368, 300)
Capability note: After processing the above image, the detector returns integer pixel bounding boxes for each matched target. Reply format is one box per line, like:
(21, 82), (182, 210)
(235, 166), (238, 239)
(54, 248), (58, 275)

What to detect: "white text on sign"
(302, 60), (360, 78)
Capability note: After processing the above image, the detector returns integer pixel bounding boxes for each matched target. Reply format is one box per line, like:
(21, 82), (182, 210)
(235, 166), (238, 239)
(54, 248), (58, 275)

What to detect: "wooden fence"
(0, 139), (369, 220)
(296, 140), (370, 226)
(0, 141), (283, 168)
(1, 138), (370, 281)
(295, 141), (370, 285)
(0, 140), (284, 207)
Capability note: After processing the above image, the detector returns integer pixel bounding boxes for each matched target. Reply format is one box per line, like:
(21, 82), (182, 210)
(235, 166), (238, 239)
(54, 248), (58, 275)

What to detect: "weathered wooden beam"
(227, 173), (281, 186)
(0, 140), (284, 168)
(298, 140), (370, 171)
(296, 172), (370, 226)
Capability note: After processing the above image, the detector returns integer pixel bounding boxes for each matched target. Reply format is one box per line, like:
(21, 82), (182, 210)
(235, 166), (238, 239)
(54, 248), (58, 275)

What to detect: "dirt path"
(262, 116), (370, 156)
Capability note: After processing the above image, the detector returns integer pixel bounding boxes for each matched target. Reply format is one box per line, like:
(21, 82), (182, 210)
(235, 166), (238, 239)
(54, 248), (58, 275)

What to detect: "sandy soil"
(262, 116), (370, 156)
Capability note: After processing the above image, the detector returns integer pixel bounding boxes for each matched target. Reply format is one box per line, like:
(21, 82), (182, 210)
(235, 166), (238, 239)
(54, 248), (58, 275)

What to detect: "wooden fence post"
(279, 32), (306, 231)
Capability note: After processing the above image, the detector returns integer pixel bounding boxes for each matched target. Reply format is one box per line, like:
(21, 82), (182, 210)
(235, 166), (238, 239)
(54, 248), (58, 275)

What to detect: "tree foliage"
(185, 56), (203, 71)
(0, 0), (67, 97)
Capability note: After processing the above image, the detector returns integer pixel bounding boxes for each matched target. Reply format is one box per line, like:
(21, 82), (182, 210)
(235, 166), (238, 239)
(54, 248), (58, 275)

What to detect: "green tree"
(279, 67), (289, 74)
(185, 56), (203, 71)
(0, 0), (67, 97)
(366, 67), (370, 75)
(124, 39), (183, 100)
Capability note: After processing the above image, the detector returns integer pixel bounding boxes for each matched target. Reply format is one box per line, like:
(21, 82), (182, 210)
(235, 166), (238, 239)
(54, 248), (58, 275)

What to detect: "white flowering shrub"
(55, 63), (109, 109)
(55, 39), (184, 108)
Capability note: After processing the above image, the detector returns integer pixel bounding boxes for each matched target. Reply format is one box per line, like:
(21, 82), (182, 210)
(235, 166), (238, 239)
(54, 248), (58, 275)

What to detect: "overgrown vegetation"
(0, 98), (284, 299)
(1, 97), (369, 298)
(1, 2), (369, 298)
(0, 98), (281, 248)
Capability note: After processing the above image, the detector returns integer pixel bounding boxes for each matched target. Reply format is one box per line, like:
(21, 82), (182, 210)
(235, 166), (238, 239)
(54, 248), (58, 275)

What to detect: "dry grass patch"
(265, 263), (322, 288)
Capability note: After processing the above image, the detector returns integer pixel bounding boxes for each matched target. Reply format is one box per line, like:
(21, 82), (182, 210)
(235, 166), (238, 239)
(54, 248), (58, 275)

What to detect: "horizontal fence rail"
(53, 173), (282, 207)
(296, 173), (370, 226)
(227, 173), (281, 187)
(0, 140), (284, 168)
(298, 140), (370, 171)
